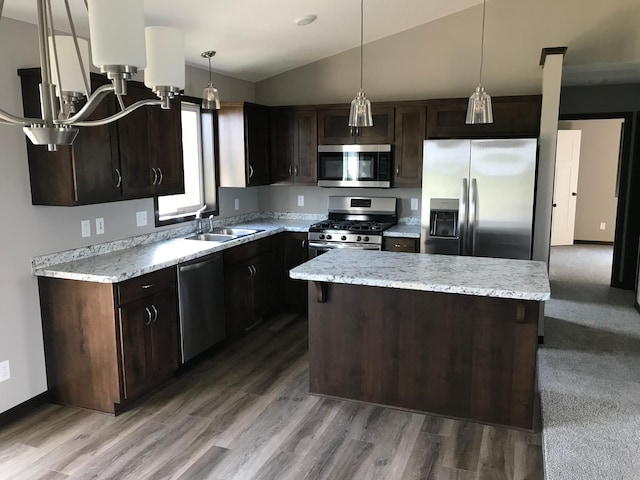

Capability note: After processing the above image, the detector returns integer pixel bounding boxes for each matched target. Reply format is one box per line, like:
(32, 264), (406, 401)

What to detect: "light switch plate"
(0, 360), (10, 382)
(136, 211), (147, 227)
(411, 198), (419, 211)
(298, 195), (304, 207)
(81, 220), (91, 238)
(234, 199), (240, 211)
(95, 217), (105, 235)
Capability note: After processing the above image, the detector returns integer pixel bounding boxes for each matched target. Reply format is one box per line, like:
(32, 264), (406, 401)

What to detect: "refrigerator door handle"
(469, 178), (478, 256)
(459, 178), (468, 255)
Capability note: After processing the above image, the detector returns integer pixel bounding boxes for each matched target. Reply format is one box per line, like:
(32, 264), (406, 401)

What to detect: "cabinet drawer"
(224, 236), (273, 266)
(383, 237), (419, 253)
(117, 268), (176, 305)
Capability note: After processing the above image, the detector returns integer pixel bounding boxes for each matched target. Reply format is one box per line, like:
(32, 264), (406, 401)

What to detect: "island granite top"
(290, 249), (550, 301)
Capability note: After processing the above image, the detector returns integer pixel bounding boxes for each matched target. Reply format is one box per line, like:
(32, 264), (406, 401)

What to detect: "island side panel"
(307, 282), (539, 430)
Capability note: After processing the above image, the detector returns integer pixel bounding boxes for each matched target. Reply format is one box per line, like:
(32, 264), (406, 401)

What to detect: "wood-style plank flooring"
(0, 312), (543, 480)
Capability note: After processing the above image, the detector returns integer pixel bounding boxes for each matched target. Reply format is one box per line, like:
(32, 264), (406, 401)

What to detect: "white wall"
(0, 18), (256, 414)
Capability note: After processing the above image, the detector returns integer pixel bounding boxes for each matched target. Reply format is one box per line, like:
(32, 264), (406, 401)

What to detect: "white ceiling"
(1, 0), (483, 82)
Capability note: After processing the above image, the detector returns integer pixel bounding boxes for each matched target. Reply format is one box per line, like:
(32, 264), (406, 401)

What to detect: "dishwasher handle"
(179, 257), (216, 273)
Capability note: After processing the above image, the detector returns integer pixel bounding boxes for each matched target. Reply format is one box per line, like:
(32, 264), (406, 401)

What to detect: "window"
(155, 98), (218, 225)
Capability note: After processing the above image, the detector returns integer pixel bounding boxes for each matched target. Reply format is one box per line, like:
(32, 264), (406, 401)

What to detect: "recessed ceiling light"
(295, 15), (317, 26)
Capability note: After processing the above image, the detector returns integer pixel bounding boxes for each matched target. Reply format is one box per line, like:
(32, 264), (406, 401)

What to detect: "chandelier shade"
(201, 50), (221, 110)
(145, 26), (185, 108)
(48, 35), (90, 98)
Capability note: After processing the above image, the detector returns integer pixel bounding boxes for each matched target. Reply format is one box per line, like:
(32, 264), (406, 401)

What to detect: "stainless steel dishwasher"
(177, 252), (226, 363)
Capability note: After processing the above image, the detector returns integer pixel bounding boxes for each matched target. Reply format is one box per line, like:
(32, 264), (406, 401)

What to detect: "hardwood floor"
(0, 312), (543, 480)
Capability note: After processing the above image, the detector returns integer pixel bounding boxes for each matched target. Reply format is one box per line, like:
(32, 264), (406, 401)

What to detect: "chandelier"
(0, 0), (185, 150)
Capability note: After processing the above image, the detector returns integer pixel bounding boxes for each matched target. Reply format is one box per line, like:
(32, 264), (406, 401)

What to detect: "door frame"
(558, 112), (635, 289)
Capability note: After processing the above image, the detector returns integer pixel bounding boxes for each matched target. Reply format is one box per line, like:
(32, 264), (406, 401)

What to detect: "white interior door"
(551, 130), (582, 246)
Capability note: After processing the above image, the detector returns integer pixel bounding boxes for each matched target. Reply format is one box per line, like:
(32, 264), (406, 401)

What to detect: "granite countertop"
(383, 224), (420, 238)
(33, 219), (314, 283)
(290, 249), (550, 301)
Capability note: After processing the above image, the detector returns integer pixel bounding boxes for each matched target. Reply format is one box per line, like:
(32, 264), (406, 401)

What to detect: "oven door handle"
(308, 242), (381, 251)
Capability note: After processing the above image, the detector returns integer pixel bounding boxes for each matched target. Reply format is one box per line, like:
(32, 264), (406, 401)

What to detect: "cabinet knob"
(394, 244), (401, 248)
(571, 192), (577, 196)
(552, 203), (557, 207)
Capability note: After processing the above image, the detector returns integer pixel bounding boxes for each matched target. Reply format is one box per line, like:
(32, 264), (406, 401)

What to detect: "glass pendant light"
(348, 0), (373, 128)
(201, 51), (221, 110)
(466, 0), (493, 124)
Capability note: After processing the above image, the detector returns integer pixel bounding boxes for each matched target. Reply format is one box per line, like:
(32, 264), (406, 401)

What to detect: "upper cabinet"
(18, 69), (184, 206)
(218, 102), (271, 187)
(393, 104), (427, 187)
(270, 107), (317, 185)
(426, 95), (542, 139)
(317, 106), (394, 144)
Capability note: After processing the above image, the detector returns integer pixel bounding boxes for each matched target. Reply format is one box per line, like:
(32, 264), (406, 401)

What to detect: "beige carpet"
(539, 245), (640, 479)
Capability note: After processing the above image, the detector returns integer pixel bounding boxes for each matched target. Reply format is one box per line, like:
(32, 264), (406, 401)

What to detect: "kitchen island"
(290, 249), (550, 430)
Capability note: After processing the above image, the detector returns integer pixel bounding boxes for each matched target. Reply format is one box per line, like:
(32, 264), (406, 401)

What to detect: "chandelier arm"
(116, 94), (126, 112)
(46, 0), (66, 116)
(67, 99), (163, 127)
(64, 0), (90, 96)
(56, 83), (115, 124)
(0, 108), (45, 126)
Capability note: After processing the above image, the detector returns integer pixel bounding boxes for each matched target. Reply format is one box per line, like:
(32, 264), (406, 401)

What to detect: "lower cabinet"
(281, 232), (309, 309)
(224, 237), (276, 340)
(38, 267), (178, 414)
(383, 236), (419, 253)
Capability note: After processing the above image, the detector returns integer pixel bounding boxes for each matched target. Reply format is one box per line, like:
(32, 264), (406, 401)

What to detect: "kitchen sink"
(185, 233), (238, 242)
(210, 227), (263, 237)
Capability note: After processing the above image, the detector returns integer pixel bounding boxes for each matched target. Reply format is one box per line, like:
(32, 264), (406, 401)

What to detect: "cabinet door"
(394, 106), (426, 187)
(151, 98), (184, 196)
(356, 106), (395, 144)
(318, 108), (355, 144)
(270, 108), (294, 183)
(118, 85), (155, 198)
(149, 291), (179, 382)
(224, 261), (254, 340)
(250, 251), (274, 326)
(282, 232), (309, 309)
(293, 110), (318, 184)
(245, 103), (271, 186)
(118, 298), (152, 400)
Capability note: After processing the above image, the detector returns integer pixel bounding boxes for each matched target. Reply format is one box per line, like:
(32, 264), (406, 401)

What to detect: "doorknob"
(571, 192), (577, 196)
(552, 203), (557, 207)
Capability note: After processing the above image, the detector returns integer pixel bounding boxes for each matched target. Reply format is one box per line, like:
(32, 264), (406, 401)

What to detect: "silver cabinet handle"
(114, 168), (122, 188)
(301, 239), (306, 248)
(151, 167), (158, 185)
(396, 166), (400, 178)
(141, 284), (154, 289)
(248, 164), (254, 179)
(145, 306), (152, 325)
(288, 165), (292, 177)
(151, 304), (158, 323)
(247, 265), (253, 278)
(294, 165), (299, 176)
(157, 167), (163, 185)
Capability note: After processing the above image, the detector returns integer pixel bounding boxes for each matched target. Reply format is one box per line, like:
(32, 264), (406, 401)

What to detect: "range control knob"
(319, 234), (325, 239)
(341, 235), (347, 241)
(363, 236), (370, 242)
(356, 236), (362, 242)
(326, 234), (332, 240)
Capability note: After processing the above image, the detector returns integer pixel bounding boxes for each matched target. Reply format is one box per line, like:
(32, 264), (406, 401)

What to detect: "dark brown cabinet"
(118, 83), (184, 198)
(38, 267), (179, 414)
(317, 106), (394, 144)
(224, 237), (276, 339)
(281, 232), (309, 309)
(18, 69), (184, 205)
(270, 108), (318, 185)
(393, 105), (427, 187)
(383, 236), (419, 253)
(426, 95), (542, 139)
(218, 102), (271, 187)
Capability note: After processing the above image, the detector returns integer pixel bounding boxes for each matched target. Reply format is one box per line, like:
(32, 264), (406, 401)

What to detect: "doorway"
(554, 112), (636, 290)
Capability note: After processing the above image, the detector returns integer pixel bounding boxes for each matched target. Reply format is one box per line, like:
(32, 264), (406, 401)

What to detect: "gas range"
(308, 197), (397, 254)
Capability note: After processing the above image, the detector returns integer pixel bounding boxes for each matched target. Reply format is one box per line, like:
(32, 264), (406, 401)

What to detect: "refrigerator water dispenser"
(429, 199), (459, 238)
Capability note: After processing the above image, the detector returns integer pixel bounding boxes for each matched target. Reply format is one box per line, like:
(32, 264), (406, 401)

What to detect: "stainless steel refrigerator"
(420, 138), (537, 260)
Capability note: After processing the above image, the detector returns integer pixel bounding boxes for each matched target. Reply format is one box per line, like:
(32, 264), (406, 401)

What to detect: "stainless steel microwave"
(317, 144), (392, 188)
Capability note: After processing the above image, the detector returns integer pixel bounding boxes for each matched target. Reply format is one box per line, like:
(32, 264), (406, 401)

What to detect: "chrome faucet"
(195, 205), (207, 234)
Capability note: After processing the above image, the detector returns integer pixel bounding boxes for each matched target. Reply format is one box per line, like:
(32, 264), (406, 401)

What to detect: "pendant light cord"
(479, 0), (486, 85)
(208, 57), (212, 83)
(360, 0), (364, 90)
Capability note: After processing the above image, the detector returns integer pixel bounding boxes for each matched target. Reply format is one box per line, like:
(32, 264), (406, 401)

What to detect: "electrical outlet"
(411, 198), (419, 211)
(95, 217), (105, 235)
(0, 360), (10, 383)
(81, 220), (91, 238)
(136, 211), (147, 227)
(298, 195), (305, 207)
(234, 198), (240, 211)
(600, 222), (606, 230)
